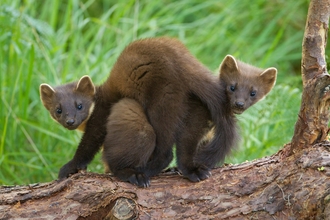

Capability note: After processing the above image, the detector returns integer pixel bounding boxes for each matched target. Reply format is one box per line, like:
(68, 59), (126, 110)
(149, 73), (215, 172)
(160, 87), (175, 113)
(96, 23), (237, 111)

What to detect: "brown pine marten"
(40, 37), (277, 187)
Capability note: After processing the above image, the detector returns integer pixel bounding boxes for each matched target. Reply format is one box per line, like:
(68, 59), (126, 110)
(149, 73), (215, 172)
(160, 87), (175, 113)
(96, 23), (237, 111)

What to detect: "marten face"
(40, 76), (96, 131)
(219, 55), (277, 114)
(225, 81), (261, 114)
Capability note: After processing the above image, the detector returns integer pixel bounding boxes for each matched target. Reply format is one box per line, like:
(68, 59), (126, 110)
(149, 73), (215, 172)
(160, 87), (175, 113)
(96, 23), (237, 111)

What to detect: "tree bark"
(1, 143), (330, 219)
(1, 0), (330, 219)
(291, 0), (330, 152)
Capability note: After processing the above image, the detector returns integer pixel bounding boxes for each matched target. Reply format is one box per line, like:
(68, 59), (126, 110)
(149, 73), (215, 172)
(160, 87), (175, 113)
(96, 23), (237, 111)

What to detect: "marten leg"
(103, 98), (155, 187)
(142, 92), (188, 177)
(176, 96), (213, 182)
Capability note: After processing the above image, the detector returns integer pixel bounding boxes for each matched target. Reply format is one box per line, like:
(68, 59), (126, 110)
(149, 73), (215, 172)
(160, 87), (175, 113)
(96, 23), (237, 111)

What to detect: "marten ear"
(219, 55), (239, 80)
(40, 83), (56, 110)
(259, 67), (277, 94)
(76, 75), (95, 97)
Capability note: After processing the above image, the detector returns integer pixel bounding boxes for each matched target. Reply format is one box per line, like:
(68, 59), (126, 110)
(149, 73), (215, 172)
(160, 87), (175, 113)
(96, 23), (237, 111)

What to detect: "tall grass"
(1, 0), (310, 185)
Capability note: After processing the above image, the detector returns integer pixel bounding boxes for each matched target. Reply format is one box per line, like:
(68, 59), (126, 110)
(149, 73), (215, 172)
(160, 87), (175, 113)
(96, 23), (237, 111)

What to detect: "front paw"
(184, 167), (211, 182)
(58, 160), (87, 179)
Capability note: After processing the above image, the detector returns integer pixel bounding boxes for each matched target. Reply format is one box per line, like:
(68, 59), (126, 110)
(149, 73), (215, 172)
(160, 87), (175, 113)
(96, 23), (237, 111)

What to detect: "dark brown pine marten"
(40, 37), (277, 187)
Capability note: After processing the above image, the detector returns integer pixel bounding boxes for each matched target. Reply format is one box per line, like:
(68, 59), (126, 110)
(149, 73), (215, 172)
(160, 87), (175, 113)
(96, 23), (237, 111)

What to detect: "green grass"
(0, 0), (312, 185)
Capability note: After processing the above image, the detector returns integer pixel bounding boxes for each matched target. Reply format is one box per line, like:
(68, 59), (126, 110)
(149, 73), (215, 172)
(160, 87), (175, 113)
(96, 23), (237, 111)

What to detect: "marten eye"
(250, 91), (256, 97)
(230, 85), (235, 92)
(56, 108), (62, 114)
(77, 104), (83, 110)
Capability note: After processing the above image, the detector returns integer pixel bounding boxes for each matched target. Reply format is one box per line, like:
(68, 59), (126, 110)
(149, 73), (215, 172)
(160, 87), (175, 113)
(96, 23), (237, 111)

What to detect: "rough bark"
(1, 143), (330, 219)
(1, 0), (330, 219)
(291, 0), (330, 151)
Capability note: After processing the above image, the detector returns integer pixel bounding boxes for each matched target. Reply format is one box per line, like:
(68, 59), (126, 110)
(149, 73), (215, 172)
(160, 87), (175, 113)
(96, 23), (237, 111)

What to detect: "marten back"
(105, 38), (219, 103)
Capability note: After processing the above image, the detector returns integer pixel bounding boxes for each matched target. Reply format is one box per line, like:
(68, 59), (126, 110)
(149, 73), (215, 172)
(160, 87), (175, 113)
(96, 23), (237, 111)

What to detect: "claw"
(128, 173), (150, 187)
(184, 167), (211, 182)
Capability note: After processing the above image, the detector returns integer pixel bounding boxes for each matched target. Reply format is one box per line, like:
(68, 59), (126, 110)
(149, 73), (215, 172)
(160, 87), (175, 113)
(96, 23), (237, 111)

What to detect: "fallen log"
(1, 143), (330, 219)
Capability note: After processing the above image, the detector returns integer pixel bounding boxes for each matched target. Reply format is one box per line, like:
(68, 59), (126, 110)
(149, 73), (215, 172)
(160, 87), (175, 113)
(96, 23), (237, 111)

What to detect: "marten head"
(219, 55), (277, 114)
(40, 76), (96, 131)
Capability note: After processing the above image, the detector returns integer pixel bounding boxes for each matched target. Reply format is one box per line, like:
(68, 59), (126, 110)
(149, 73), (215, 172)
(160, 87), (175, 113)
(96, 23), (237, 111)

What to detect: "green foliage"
(0, 0), (310, 185)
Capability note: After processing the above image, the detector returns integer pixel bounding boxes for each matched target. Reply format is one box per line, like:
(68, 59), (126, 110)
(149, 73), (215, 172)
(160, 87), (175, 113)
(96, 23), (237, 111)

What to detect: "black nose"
(235, 101), (245, 109)
(66, 119), (75, 126)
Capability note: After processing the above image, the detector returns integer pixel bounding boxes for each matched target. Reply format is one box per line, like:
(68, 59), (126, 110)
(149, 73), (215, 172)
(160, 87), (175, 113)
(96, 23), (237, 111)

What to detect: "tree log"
(1, 143), (330, 219)
(291, 0), (330, 151)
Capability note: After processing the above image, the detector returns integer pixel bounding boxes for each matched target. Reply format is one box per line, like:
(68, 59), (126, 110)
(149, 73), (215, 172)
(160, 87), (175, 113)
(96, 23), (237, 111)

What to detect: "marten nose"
(66, 119), (75, 126)
(235, 101), (245, 109)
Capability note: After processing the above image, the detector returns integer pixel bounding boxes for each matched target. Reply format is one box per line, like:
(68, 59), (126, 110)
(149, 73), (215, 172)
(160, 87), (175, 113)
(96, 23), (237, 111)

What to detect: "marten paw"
(58, 160), (87, 179)
(185, 167), (211, 182)
(113, 168), (151, 187)
(127, 173), (150, 188)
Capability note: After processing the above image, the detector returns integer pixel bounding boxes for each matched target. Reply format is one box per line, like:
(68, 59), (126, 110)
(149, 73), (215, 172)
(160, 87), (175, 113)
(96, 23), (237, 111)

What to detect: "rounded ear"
(259, 67), (277, 94)
(76, 75), (95, 96)
(40, 83), (56, 110)
(219, 55), (239, 79)
(260, 67), (277, 85)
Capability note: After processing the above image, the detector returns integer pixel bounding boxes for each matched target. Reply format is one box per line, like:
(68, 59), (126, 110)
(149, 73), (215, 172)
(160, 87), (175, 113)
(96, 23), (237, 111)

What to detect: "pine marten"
(40, 37), (277, 187)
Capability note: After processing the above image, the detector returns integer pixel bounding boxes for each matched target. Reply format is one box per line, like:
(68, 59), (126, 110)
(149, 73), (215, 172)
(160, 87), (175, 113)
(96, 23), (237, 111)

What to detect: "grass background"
(0, 0), (314, 185)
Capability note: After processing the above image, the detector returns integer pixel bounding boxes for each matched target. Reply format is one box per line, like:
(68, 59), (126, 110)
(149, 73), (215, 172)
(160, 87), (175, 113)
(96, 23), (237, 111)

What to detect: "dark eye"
(77, 104), (83, 110)
(250, 91), (256, 97)
(230, 85), (235, 92)
(56, 108), (62, 114)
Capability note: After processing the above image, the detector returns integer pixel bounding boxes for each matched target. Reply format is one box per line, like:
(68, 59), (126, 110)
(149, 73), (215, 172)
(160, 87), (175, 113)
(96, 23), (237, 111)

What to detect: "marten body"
(40, 37), (277, 187)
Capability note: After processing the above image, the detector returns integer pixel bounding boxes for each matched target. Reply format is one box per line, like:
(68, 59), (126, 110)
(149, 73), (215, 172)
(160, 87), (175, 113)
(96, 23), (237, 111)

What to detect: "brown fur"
(103, 98), (156, 185)
(40, 37), (276, 187)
